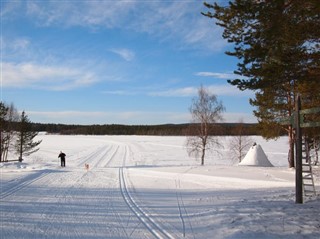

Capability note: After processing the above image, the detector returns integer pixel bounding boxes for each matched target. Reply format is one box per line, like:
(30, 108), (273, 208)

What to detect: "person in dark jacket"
(58, 151), (66, 167)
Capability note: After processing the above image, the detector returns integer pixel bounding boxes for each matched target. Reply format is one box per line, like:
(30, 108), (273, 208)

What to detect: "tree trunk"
(201, 147), (205, 166)
(201, 136), (207, 166)
(0, 131), (2, 162)
(19, 132), (23, 160)
(288, 126), (295, 168)
(201, 139), (206, 166)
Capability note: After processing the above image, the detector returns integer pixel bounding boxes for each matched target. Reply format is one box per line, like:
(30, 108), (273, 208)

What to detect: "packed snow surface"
(1, 135), (320, 239)
(239, 144), (273, 167)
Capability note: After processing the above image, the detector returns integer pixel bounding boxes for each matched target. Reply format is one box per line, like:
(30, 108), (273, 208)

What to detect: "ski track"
(1, 141), (167, 239)
(120, 167), (173, 239)
(2, 136), (319, 239)
(75, 145), (110, 168)
(0, 171), (51, 200)
(102, 145), (120, 168)
(118, 145), (174, 239)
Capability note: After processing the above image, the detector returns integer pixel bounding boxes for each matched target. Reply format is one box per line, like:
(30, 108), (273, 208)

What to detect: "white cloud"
(223, 112), (257, 123)
(12, 38), (30, 50)
(25, 1), (136, 28)
(127, 1), (226, 51)
(150, 87), (197, 97)
(28, 110), (191, 125)
(109, 48), (135, 61)
(22, 1), (226, 51)
(102, 90), (137, 96)
(0, 1), (22, 18)
(1, 37), (31, 55)
(196, 72), (238, 79)
(150, 85), (251, 97)
(206, 85), (248, 96)
(28, 110), (256, 125)
(2, 62), (97, 90)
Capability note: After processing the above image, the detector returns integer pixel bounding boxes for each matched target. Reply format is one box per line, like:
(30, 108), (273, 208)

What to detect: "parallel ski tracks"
(0, 171), (50, 200)
(76, 144), (121, 169)
(119, 146), (174, 239)
(102, 145), (120, 168)
(2, 142), (176, 238)
(76, 145), (110, 167)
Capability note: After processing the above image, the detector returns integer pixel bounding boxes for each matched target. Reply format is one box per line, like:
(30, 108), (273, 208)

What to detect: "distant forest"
(31, 122), (268, 136)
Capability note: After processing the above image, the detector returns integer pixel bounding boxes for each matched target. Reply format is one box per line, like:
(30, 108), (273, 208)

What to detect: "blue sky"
(1, 0), (256, 125)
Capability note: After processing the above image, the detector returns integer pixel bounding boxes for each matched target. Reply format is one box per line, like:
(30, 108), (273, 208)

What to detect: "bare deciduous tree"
(186, 86), (225, 165)
(229, 120), (253, 163)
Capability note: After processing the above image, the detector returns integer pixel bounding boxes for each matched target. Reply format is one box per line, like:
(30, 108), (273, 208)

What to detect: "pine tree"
(0, 102), (18, 162)
(15, 111), (42, 161)
(0, 102), (8, 162)
(202, 0), (320, 167)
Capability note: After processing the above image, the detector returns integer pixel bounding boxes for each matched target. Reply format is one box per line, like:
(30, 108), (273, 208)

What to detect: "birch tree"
(186, 86), (225, 165)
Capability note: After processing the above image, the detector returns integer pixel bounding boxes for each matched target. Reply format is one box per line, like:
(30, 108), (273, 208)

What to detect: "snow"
(1, 135), (320, 239)
(239, 144), (273, 167)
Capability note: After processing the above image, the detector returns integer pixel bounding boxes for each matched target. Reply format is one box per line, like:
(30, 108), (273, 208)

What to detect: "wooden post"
(0, 131), (2, 162)
(295, 94), (303, 204)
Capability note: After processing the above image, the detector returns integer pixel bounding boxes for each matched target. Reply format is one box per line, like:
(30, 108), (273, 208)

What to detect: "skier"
(58, 151), (66, 167)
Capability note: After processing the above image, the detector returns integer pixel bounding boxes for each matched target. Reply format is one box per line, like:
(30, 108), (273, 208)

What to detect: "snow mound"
(239, 144), (273, 167)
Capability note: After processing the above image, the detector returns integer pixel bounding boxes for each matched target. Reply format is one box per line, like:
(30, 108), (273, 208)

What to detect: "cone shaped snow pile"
(239, 144), (273, 167)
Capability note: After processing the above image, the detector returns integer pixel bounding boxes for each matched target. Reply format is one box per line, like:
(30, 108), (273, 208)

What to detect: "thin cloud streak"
(150, 87), (197, 97)
(196, 71), (238, 79)
(102, 90), (138, 96)
(109, 48), (135, 61)
(150, 85), (251, 97)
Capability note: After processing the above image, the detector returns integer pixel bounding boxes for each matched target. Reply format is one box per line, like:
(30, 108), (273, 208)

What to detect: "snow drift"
(239, 144), (273, 167)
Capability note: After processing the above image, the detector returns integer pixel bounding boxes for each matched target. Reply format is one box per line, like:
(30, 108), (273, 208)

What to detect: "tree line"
(31, 122), (260, 136)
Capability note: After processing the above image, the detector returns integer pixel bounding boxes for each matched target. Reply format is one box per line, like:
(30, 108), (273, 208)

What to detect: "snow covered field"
(1, 135), (320, 239)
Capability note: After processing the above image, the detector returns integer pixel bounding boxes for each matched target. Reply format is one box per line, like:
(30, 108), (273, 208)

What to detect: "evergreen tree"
(0, 102), (8, 162)
(202, 0), (320, 167)
(0, 102), (18, 162)
(15, 111), (42, 161)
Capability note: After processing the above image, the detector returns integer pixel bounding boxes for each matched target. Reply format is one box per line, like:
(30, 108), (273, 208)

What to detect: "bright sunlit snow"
(239, 144), (273, 167)
(1, 135), (320, 238)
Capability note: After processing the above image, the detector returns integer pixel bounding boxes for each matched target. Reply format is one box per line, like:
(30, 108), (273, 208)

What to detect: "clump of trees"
(202, 0), (320, 167)
(186, 86), (225, 165)
(0, 102), (41, 162)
